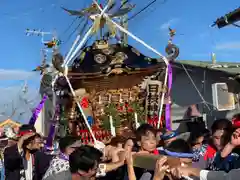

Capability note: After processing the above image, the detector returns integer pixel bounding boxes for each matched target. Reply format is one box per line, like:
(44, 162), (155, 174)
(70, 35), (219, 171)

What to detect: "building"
(171, 60), (240, 129)
(0, 119), (21, 136)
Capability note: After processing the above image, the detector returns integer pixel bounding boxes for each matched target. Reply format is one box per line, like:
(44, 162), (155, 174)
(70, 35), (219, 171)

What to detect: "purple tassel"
(45, 105), (60, 149)
(28, 95), (48, 125)
(45, 125), (56, 148)
(165, 64), (172, 130)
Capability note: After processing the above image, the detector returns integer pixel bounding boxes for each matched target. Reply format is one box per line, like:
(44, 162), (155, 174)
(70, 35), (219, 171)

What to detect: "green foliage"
(101, 103), (121, 130)
(129, 101), (145, 124)
(101, 100), (146, 131)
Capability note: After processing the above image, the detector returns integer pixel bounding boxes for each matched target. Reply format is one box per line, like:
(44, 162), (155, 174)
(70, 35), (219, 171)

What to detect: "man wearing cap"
(43, 136), (82, 180)
(4, 124), (52, 180)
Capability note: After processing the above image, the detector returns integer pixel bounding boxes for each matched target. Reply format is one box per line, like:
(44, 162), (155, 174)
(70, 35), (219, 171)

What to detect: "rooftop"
(0, 119), (21, 128)
(176, 60), (240, 75)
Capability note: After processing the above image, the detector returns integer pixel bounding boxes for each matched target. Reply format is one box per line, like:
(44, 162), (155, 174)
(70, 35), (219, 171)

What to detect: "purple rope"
(59, 152), (69, 161)
(165, 63), (172, 130)
(28, 95), (48, 125)
(45, 105), (60, 149)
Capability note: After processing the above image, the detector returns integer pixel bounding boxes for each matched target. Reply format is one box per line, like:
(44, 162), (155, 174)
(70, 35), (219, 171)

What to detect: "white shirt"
(200, 169), (240, 180)
(23, 155), (33, 180)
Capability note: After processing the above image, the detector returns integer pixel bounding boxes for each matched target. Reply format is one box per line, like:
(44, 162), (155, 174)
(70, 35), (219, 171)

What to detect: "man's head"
(188, 130), (206, 150)
(135, 124), (157, 152)
(69, 145), (103, 179)
(165, 139), (193, 166)
(18, 124), (36, 137)
(59, 136), (82, 155)
(211, 119), (233, 150)
(22, 133), (43, 153)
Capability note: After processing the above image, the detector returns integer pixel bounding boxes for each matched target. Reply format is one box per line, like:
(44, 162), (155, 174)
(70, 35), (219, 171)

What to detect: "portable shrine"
(41, 0), (179, 144)
(53, 44), (178, 143)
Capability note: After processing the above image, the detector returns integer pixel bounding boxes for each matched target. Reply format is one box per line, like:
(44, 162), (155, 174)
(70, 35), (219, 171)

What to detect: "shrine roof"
(70, 42), (166, 75)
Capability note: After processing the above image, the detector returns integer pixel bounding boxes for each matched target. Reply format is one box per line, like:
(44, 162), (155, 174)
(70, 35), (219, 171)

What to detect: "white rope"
(65, 3), (110, 67)
(94, 0), (168, 64)
(157, 67), (168, 129)
(63, 35), (81, 66)
(64, 75), (97, 142)
(61, 2), (111, 143)
(93, 0), (169, 129)
(65, 26), (93, 66)
(180, 63), (211, 111)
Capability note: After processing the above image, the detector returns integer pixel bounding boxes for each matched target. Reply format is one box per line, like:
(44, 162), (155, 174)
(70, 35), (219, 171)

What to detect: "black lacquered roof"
(71, 42), (164, 74)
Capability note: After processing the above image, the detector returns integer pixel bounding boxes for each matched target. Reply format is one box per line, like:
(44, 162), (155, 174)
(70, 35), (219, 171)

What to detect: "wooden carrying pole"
(133, 154), (182, 171)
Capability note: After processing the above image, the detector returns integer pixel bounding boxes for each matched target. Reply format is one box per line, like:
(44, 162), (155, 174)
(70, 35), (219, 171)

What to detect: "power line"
(59, 0), (89, 49)
(127, 0), (167, 21)
(58, 17), (78, 39)
(60, 18), (86, 49)
(58, 0), (89, 40)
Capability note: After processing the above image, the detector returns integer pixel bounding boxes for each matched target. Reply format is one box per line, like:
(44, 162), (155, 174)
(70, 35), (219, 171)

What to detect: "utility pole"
(25, 29), (52, 43)
(120, 0), (128, 44)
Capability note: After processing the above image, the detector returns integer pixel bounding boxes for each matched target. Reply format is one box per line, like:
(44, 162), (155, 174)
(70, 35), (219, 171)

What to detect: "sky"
(0, 0), (240, 122)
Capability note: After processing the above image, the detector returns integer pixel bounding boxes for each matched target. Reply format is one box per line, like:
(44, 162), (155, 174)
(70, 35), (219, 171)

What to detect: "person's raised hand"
(117, 149), (127, 163)
(153, 156), (169, 180)
(108, 146), (125, 162)
(170, 168), (182, 179)
(17, 133), (36, 152)
(170, 167), (194, 179)
(125, 149), (136, 166)
(231, 128), (240, 147)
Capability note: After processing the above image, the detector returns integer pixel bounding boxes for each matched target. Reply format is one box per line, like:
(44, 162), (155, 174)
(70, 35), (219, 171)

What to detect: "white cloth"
(43, 156), (69, 180)
(23, 155), (33, 180)
(200, 169), (240, 180)
(139, 172), (152, 180)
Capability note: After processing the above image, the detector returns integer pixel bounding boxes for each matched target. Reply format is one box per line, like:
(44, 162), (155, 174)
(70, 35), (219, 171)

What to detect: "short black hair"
(19, 124), (36, 133)
(166, 139), (192, 154)
(69, 145), (103, 173)
(135, 124), (156, 141)
(108, 136), (126, 147)
(211, 119), (232, 134)
(188, 129), (210, 146)
(233, 113), (240, 119)
(59, 136), (79, 152)
(22, 133), (41, 149)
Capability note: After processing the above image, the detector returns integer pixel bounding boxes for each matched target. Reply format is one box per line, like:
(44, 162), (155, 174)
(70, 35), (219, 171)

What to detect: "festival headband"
(16, 130), (34, 137)
(160, 131), (178, 141)
(162, 149), (194, 158)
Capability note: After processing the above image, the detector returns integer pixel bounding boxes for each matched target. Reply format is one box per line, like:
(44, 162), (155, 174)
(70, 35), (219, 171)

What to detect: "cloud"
(160, 18), (179, 30)
(0, 69), (39, 80)
(215, 42), (240, 50)
(0, 86), (41, 123)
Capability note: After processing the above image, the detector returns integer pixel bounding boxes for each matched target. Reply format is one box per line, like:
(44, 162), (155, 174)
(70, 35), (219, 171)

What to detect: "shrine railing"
(78, 115), (165, 144)
(79, 128), (112, 144)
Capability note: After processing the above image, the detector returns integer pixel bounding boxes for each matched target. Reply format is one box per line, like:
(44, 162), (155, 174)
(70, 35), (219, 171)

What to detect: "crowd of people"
(1, 115), (240, 180)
